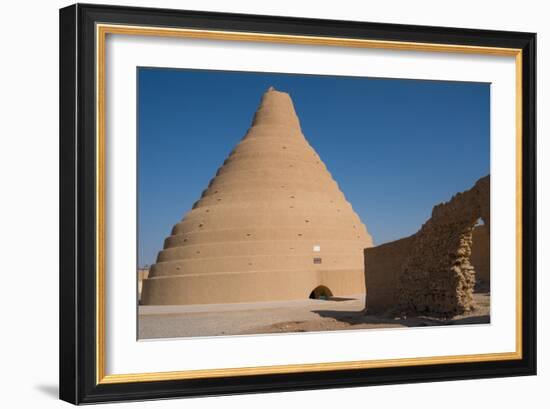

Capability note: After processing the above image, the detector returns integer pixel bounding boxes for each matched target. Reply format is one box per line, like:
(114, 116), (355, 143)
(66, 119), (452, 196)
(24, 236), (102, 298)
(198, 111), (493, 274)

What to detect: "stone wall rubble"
(365, 175), (490, 316)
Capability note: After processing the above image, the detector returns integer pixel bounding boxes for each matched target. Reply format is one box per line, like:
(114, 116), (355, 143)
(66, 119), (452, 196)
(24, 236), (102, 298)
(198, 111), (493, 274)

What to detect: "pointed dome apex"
(251, 87), (301, 130)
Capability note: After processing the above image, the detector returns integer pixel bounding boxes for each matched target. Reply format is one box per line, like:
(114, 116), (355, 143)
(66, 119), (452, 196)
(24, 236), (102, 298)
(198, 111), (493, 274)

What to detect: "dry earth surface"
(138, 291), (490, 339)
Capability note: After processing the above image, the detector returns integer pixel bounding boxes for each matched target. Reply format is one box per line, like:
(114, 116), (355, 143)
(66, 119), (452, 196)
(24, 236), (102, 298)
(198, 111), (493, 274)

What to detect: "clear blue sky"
(138, 67), (489, 267)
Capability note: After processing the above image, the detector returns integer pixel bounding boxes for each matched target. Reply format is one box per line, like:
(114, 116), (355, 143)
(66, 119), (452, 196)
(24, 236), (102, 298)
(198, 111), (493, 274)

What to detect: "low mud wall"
(364, 236), (415, 312)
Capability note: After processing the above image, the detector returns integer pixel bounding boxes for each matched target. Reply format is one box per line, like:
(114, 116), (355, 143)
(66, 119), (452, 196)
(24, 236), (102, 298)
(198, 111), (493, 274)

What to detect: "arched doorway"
(309, 285), (333, 300)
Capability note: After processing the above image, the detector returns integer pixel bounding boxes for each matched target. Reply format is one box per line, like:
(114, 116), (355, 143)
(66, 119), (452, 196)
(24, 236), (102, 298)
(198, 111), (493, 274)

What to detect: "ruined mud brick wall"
(399, 175), (490, 315)
(365, 175), (490, 316)
(364, 235), (415, 312)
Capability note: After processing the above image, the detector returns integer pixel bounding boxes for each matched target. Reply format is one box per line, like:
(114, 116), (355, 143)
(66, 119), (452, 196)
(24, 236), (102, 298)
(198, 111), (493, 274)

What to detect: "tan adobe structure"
(365, 175), (490, 316)
(141, 87), (373, 305)
(137, 268), (150, 302)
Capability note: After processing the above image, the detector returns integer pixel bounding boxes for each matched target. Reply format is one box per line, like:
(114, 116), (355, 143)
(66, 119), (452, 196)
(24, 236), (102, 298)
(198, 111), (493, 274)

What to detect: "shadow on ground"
(311, 310), (490, 328)
(325, 296), (355, 302)
(34, 384), (58, 399)
(312, 289), (490, 329)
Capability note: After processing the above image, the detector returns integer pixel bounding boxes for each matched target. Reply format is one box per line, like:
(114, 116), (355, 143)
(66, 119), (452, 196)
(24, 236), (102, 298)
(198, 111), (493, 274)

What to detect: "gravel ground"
(138, 292), (490, 339)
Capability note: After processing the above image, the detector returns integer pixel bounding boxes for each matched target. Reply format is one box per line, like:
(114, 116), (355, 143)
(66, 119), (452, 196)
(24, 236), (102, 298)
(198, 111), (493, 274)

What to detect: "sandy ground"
(138, 291), (490, 339)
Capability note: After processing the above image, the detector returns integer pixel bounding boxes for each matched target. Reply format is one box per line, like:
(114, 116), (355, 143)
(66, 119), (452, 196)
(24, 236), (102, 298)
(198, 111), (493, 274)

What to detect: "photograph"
(137, 68), (491, 339)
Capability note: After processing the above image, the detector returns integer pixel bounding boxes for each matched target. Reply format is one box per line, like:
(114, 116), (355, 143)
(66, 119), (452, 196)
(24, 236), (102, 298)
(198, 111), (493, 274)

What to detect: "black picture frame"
(59, 3), (536, 404)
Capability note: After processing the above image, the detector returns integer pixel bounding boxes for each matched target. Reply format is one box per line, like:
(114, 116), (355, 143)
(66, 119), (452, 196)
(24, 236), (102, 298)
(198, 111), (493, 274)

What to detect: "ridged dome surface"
(141, 87), (373, 305)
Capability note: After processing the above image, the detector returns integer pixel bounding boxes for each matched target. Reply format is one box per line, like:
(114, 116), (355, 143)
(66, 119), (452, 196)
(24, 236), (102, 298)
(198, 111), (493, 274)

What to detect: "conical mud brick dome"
(141, 87), (373, 305)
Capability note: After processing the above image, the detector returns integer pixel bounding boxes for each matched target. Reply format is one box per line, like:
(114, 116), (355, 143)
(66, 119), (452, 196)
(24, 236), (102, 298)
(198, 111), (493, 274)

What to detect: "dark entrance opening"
(309, 285), (333, 300)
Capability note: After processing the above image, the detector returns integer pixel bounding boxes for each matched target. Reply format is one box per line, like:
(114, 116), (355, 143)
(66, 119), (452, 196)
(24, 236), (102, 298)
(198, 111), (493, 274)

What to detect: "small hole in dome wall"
(290, 195), (295, 199)
(282, 146), (287, 149)
(248, 263), (253, 266)
(214, 190), (218, 193)
(183, 239), (188, 242)
(176, 266), (181, 270)
(337, 209), (340, 212)
(205, 209), (210, 213)
(290, 247), (294, 250)
(196, 251), (201, 254)
(298, 233), (303, 237)
(198, 223), (204, 228)
(289, 206), (294, 209)
(246, 233), (251, 237)
(305, 220), (310, 223)
(217, 198), (222, 202)
(289, 164), (293, 167)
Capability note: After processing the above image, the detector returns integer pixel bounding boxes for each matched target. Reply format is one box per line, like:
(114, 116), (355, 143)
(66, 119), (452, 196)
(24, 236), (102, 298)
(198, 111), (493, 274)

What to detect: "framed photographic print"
(59, 3), (536, 404)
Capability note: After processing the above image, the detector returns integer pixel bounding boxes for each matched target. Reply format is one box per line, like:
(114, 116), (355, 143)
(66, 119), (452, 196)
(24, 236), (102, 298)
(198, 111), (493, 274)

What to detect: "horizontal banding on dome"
(142, 87), (373, 305)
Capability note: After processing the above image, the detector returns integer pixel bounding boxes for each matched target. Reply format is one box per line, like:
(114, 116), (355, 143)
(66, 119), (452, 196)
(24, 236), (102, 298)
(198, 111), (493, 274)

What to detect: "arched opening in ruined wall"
(470, 217), (491, 290)
(397, 175), (490, 316)
(309, 285), (333, 300)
